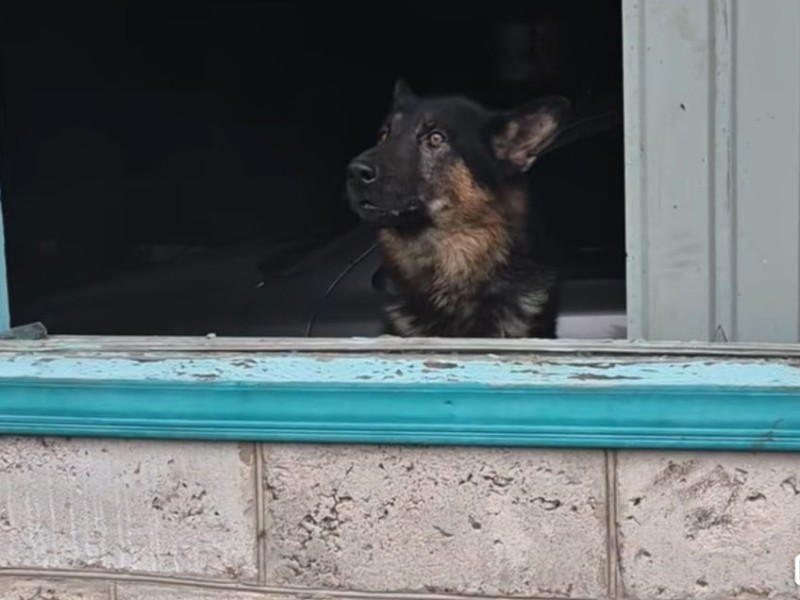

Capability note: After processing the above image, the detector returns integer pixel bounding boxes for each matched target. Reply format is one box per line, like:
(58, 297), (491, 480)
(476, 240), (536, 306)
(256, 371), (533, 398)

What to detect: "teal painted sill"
(1, 336), (799, 451)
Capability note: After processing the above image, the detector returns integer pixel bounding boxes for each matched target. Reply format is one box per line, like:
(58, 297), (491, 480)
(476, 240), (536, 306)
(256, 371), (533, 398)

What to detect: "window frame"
(1, 335), (799, 452)
(0, 189), (8, 332)
(1, 0), (800, 454)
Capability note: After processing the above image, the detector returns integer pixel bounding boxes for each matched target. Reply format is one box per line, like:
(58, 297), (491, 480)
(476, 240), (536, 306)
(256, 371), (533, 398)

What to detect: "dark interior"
(0, 0), (625, 337)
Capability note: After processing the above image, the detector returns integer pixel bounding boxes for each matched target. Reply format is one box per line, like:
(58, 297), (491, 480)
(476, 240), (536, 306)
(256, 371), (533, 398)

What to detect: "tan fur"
(385, 304), (418, 336)
(492, 112), (560, 171)
(503, 189), (527, 222)
(497, 308), (529, 337)
(491, 121), (519, 163)
(517, 290), (548, 316)
(380, 160), (512, 313)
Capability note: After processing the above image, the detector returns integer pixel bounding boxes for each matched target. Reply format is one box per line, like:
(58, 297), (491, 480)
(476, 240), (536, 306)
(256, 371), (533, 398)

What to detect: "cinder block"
(116, 584), (301, 600)
(617, 451), (800, 599)
(0, 437), (257, 580)
(262, 444), (609, 597)
(0, 577), (109, 599)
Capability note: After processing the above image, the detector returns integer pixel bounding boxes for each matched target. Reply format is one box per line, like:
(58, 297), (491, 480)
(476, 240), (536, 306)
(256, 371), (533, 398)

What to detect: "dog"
(345, 79), (570, 338)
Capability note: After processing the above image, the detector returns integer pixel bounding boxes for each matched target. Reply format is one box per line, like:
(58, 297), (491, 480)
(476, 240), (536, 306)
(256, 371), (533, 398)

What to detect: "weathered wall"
(624, 0), (800, 344)
(1, 437), (799, 600)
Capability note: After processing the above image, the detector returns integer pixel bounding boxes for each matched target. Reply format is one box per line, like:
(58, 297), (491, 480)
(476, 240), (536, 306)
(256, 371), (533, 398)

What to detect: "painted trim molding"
(0, 341), (799, 451)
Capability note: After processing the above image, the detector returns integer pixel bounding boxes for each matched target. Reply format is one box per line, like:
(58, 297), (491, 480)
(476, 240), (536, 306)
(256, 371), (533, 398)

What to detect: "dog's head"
(345, 79), (570, 232)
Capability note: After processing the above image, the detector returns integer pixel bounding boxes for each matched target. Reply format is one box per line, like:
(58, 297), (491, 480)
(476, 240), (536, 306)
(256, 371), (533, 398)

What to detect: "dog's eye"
(427, 131), (446, 148)
(377, 129), (389, 144)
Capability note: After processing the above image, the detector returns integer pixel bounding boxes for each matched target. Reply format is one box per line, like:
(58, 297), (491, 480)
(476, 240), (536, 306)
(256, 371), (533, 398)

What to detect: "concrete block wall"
(1, 437), (799, 599)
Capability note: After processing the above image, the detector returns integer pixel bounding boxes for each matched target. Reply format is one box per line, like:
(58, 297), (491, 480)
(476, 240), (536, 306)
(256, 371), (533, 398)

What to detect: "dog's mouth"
(357, 200), (381, 212)
(356, 199), (422, 217)
(353, 198), (428, 229)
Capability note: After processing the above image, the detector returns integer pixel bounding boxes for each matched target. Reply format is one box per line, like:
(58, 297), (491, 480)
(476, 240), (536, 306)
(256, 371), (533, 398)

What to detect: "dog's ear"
(391, 78), (419, 110)
(491, 96), (570, 172)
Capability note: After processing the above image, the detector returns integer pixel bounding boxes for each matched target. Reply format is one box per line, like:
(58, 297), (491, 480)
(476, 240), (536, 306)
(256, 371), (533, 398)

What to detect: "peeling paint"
(422, 360), (459, 370)
(0, 353), (798, 389)
(0, 352), (799, 450)
(569, 373), (640, 381)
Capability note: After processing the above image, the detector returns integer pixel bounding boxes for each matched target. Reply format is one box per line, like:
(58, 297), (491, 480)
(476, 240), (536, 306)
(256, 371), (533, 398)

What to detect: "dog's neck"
(378, 202), (519, 311)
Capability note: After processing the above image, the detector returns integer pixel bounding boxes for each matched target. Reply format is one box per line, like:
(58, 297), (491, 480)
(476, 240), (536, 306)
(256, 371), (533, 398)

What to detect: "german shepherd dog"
(345, 80), (570, 338)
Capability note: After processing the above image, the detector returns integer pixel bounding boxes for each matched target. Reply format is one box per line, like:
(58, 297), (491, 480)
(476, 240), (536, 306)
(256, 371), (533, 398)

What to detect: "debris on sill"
(0, 321), (49, 340)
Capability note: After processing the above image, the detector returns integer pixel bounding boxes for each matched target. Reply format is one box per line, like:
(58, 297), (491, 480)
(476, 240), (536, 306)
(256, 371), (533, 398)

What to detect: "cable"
(540, 109), (622, 158)
(304, 239), (380, 337)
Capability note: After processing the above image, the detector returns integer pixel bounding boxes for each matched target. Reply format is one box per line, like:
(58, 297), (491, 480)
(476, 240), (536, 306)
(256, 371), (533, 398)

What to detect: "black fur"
(345, 80), (569, 338)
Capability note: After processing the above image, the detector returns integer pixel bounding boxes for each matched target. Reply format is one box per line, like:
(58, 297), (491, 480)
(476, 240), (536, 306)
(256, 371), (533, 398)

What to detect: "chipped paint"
(0, 352), (799, 389)
(0, 352), (798, 450)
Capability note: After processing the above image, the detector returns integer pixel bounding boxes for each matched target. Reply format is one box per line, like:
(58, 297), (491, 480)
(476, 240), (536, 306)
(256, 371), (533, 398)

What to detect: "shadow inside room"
(0, 0), (625, 337)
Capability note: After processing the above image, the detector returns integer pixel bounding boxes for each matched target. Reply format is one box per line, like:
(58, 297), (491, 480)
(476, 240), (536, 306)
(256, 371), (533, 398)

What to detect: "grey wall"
(2, 437), (800, 600)
(624, 0), (800, 343)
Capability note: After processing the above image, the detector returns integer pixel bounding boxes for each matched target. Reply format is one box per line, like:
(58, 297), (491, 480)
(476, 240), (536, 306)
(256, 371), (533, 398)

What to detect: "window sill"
(0, 335), (798, 451)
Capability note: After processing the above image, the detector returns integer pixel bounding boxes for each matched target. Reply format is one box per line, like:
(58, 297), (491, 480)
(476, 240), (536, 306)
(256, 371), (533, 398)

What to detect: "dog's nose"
(347, 160), (378, 185)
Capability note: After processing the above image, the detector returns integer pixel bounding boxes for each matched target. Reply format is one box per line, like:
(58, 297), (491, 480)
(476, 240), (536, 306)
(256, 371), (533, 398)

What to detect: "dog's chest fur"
(379, 227), (558, 338)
